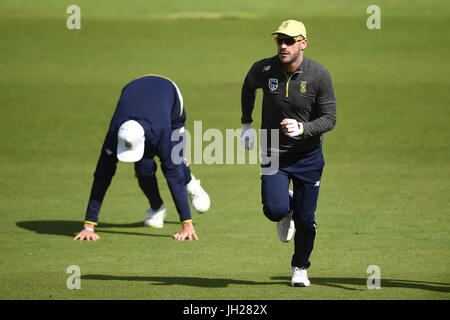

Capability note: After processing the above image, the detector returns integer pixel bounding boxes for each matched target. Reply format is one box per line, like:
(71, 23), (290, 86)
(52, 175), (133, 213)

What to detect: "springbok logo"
(268, 78), (278, 91)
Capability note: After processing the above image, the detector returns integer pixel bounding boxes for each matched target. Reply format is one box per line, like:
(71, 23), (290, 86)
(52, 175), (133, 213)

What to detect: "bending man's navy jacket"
(84, 75), (191, 224)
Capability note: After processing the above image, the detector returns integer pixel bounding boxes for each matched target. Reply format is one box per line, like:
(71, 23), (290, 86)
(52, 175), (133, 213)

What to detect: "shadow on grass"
(81, 274), (450, 292)
(82, 275), (450, 293)
(83, 274), (285, 287)
(16, 220), (175, 238)
(271, 276), (450, 293)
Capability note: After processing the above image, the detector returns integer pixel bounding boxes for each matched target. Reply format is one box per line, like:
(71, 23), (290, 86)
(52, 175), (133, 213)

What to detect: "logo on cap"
(117, 120), (145, 163)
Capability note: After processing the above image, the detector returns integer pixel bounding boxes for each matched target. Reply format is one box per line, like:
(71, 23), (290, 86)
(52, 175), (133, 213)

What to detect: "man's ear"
(300, 39), (308, 51)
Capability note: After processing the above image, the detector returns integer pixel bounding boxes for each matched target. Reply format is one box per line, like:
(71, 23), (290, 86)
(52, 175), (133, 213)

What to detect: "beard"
(279, 48), (301, 66)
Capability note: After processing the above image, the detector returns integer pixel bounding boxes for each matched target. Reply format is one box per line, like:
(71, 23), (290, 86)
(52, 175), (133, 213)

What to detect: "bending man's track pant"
(135, 158), (192, 210)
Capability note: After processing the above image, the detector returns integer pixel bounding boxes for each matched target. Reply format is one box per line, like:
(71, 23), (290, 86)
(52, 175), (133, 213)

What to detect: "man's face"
(276, 36), (307, 65)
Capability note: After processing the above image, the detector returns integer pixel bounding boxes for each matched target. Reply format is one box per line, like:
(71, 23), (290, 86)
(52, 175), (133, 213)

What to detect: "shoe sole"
(291, 282), (310, 287)
(144, 221), (164, 228)
(277, 221), (294, 242)
(146, 224), (163, 229)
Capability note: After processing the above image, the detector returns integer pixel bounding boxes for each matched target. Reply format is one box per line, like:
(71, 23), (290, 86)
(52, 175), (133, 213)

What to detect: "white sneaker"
(291, 267), (311, 287)
(144, 205), (167, 228)
(186, 175), (210, 213)
(277, 190), (294, 242)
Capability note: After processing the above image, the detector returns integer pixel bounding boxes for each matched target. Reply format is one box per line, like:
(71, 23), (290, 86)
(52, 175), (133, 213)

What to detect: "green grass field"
(0, 0), (449, 300)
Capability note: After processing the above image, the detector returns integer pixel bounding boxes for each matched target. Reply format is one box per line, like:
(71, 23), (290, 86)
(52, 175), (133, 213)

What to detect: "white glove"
(281, 118), (304, 137)
(240, 124), (255, 150)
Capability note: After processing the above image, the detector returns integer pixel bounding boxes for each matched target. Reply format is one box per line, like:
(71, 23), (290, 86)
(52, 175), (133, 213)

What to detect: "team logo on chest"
(300, 81), (307, 93)
(268, 78), (278, 91)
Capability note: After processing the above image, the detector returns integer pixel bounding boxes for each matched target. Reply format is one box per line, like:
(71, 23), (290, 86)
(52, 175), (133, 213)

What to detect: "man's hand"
(240, 124), (255, 150)
(173, 221), (199, 241)
(281, 119), (304, 137)
(73, 223), (100, 241)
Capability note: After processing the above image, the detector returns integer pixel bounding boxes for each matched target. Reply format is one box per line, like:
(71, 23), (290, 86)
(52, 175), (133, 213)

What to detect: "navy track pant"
(261, 146), (324, 269)
(135, 158), (192, 210)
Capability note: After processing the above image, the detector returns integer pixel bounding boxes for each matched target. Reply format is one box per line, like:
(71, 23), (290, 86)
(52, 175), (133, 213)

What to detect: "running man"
(240, 20), (337, 286)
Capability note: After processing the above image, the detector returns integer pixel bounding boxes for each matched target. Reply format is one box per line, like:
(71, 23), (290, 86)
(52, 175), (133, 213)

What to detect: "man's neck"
(282, 55), (304, 73)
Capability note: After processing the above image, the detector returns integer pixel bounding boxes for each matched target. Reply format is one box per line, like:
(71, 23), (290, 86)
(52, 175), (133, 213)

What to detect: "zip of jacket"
(284, 71), (302, 98)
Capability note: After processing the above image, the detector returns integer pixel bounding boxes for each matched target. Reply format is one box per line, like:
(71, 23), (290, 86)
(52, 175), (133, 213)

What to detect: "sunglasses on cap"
(275, 35), (304, 46)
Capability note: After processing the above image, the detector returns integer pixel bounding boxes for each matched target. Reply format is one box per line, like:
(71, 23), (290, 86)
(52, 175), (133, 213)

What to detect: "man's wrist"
(298, 122), (304, 135)
(83, 222), (96, 230)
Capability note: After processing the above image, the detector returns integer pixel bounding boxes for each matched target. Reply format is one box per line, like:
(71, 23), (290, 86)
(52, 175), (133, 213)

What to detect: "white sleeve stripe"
(170, 80), (184, 117)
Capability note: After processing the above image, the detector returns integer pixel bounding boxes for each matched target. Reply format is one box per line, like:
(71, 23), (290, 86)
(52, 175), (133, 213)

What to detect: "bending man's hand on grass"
(73, 223), (100, 241)
(173, 221), (199, 241)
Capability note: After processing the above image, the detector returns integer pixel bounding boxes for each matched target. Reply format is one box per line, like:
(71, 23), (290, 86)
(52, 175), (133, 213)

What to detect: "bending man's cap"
(117, 120), (145, 162)
(271, 19), (307, 39)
